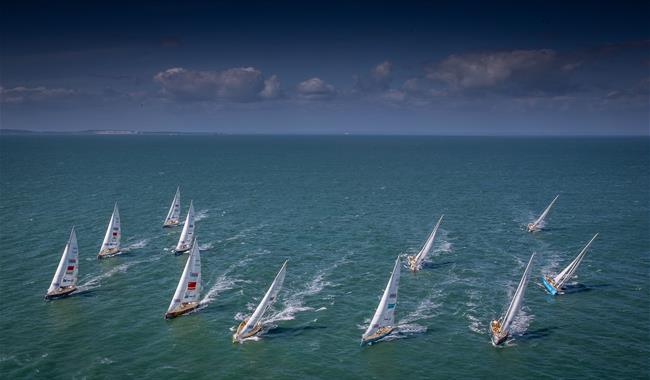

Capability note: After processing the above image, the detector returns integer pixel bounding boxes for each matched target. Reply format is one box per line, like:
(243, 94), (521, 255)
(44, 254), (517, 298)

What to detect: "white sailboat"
(165, 238), (202, 319)
(490, 252), (535, 346)
(527, 195), (559, 232)
(361, 256), (401, 346)
(163, 187), (181, 228)
(45, 227), (79, 300)
(407, 215), (444, 272)
(233, 261), (288, 343)
(542, 234), (598, 295)
(97, 202), (121, 259)
(174, 200), (195, 254)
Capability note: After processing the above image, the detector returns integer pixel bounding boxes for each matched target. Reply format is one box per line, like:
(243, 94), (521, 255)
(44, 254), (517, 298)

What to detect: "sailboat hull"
(164, 302), (200, 319)
(174, 247), (190, 255)
(233, 320), (263, 343)
(97, 250), (122, 259)
(45, 286), (77, 300)
(491, 332), (508, 346)
(361, 327), (394, 346)
(163, 222), (179, 228)
(542, 276), (558, 295)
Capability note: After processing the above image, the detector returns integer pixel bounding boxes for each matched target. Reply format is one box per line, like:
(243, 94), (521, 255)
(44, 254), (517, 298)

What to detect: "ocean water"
(0, 136), (648, 379)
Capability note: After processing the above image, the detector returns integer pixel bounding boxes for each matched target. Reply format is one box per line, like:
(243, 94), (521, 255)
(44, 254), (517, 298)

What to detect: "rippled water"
(1, 136), (648, 379)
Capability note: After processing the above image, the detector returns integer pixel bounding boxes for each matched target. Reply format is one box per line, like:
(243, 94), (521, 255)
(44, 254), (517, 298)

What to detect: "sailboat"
(490, 252), (535, 346)
(163, 187), (181, 228)
(174, 200), (195, 254)
(527, 195), (559, 232)
(233, 261), (288, 343)
(542, 234), (598, 295)
(97, 202), (121, 259)
(407, 215), (444, 272)
(165, 238), (202, 319)
(45, 228), (79, 300)
(361, 256), (401, 346)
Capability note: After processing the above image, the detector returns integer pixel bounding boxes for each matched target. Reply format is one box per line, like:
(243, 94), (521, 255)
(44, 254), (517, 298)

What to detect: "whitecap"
(123, 239), (148, 251)
(194, 209), (209, 222)
(198, 242), (214, 251)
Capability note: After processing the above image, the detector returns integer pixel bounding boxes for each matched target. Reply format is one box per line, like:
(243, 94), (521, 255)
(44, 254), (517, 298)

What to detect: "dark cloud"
(153, 67), (279, 103)
(295, 77), (336, 100)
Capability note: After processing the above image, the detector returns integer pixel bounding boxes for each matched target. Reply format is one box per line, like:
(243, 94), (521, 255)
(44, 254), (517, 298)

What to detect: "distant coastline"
(0, 129), (648, 137)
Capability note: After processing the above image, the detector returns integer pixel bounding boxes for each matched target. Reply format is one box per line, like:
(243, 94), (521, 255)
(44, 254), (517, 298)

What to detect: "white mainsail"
(363, 256), (401, 338)
(238, 261), (288, 338)
(48, 228), (79, 293)
(530, 195), (559, 230)
(163, 187), (181, 227)
(500, 252), (535, 334)
(167, 239), (202, 313)
(412, 215), (444, 269)
(553, 233), (598, 289)
(98, 203), (121, 256)
(175, 201), (195, 252)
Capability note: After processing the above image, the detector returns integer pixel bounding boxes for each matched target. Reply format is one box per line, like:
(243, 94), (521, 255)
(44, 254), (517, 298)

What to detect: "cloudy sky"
(1, 1), (648, 134)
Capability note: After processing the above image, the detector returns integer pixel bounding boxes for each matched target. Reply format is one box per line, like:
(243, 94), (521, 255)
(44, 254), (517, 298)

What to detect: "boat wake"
(123, 239), (149, 251)
(509, 308), (533, 336)
(198, 242), (214, 251)
(78, 256), (162, 292)
(399, 292), (443, 325)
(463, 289), (485, 334)
(200, 257), (254, 306)
(199, 275), (242, 306)
(194, 209), (209, 222)
(221, 222), (268, 243)
(263, 261), (344, 326)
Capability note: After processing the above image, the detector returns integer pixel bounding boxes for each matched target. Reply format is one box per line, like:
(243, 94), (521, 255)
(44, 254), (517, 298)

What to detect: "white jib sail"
(413, 215), (444, 269)
(239, 261), (288, 338)
(553, 233), (598, 289)
(501, 252), (535, 334)
(175, 201), (195, 251)
(164, 187), (181, 226)
(364, 256), (401, 338)
(167, 239), (202, 313)
(531, 195), (559, 229)
(99, 203), (121, 254)
(48, 228), (79, 293)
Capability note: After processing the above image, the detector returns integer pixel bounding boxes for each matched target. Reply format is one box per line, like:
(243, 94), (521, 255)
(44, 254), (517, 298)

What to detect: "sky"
(0, 1), (648, 135)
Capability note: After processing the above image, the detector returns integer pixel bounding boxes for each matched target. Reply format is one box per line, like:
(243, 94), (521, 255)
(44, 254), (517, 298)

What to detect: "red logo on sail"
(187, 281), (197, 290)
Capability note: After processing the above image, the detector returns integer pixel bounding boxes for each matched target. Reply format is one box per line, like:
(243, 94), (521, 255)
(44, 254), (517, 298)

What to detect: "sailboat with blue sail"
(542, 234), (598, 295)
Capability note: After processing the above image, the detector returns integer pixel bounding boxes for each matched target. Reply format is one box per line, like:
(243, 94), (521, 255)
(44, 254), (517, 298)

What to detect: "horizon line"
(1, 128), (649, 138)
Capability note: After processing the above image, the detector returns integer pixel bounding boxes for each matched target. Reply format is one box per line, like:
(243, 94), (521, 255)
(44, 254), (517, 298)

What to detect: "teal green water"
(1, 136), (648, 379)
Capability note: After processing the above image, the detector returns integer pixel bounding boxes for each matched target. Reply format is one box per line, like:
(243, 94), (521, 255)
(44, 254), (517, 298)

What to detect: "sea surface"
(0, 136), (648, 379)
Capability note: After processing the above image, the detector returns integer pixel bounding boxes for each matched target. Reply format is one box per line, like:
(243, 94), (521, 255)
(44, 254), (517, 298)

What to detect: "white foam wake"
(198, 242), (214, 251)
(200, 275), (239, 306)
(399, 294), (442, 325)
(78, 256), (161, 291)
(123, 239), (149, 251)
(261, 259), (343, 325)
(194, 209), (209, 222)
(509, 308), (533, 336)
(200, 257), (253, 306)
